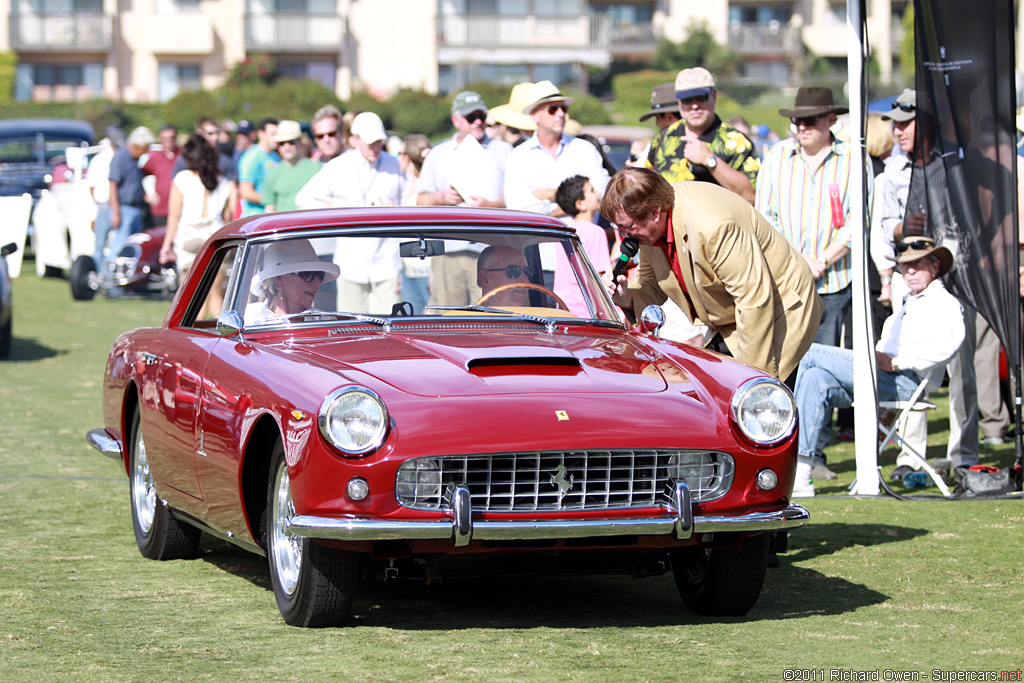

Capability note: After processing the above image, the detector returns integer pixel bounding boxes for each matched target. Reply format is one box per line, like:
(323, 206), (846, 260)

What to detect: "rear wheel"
(267, 442), (359, 627)
(69, 255), (97, 300)
(0, 316), (11, 359)
(672, 533), (769, 616)
(128, 409), (201, 559)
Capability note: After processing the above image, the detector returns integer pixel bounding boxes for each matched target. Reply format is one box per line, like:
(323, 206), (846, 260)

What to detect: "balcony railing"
(245, 13), (343, 53)
(609, 22), (657, 54)
(727, 21), (802, 57)
(438, 13), (614, 51)
(9, 12), (112, 52)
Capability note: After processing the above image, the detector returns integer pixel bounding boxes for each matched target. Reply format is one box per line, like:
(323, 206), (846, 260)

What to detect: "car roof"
(0, 119), (95, 142)
(216, 206), (577, 240)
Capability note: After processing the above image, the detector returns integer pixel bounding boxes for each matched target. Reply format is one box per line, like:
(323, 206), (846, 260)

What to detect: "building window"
(15, 0), (103, 12)
(438, 62), (573, 94)
(158, 64), (201, 102)
(276, 61), (336, 91)
(15, 63), (102, 102)
(588, 2), (655, 24)
(729, 5), (792, 24)
(155, 0), (200, 13)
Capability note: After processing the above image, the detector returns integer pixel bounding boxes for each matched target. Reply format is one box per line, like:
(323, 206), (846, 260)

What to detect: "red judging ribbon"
(828, 183), (844, 228)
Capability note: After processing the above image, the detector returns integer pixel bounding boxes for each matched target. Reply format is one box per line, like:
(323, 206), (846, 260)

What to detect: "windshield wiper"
(429, 305), (558, 334)
(286, 310), (393, 332)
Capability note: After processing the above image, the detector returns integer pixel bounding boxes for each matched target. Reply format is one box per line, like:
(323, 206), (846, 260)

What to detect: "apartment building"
(1, 0), (908, 105)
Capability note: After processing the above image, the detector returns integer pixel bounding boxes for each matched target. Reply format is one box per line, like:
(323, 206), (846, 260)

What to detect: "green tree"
(899, 4), (915, 85)
(651, 22), (738, 76)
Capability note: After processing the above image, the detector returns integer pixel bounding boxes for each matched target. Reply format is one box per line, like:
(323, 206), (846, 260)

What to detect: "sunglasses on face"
(791, 115), (824, 127)
(278, 139), (298, 147)
(891, 101), (916, 113)
(315, 129), (339, 140)
(295, 271), (326, 283)
(483, 264), (535, 280)
(894, 239), (933, 253)
(680, 93), (710, 105)
(463, 111), (486, 124)
(546, 104), (570, 115)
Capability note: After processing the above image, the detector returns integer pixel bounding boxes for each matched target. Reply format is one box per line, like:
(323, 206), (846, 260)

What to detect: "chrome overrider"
(285, 482), (810, 546)
(87, 428), (123, 460)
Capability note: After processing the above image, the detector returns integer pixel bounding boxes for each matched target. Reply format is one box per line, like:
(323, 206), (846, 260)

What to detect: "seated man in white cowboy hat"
(246, 239), (341, 325)
(791, 236), (965, 497)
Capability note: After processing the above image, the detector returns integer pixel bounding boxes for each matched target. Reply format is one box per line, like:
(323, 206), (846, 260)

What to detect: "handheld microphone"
(612, 237), (639, 282)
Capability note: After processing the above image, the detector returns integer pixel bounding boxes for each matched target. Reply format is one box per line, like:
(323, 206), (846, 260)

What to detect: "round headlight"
(730, 377), (797, 446)
(318, 387), (389, 456)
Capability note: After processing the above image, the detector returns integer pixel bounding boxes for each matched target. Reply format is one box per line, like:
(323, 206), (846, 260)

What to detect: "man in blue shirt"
(106, 126), (155, 267)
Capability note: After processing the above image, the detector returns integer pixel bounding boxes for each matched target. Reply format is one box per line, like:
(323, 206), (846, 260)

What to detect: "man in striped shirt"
(756, 87), (855, 349)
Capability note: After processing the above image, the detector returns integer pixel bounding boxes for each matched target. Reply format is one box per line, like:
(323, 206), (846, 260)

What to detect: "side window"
(183, 245), (239, 329)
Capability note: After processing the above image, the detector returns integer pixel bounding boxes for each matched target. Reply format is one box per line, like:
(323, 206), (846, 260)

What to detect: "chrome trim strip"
(671, 481), (692, 539)
(86, 428), (122, 460)
(286, 504), (809, 542)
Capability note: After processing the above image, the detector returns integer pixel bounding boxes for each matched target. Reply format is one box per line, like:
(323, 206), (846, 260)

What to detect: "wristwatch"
(705, 154), (718, 169)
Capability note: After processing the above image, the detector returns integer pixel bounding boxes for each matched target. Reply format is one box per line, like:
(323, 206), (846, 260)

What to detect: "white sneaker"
(792, 457), (816, 498)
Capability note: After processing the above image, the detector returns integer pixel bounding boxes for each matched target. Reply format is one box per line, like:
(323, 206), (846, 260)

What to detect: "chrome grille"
(111, 244), (141, 280)
(395, 449), (734, 511)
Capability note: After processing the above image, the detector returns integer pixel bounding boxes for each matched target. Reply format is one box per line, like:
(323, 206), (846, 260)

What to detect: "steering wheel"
(476, 282), (569, 310)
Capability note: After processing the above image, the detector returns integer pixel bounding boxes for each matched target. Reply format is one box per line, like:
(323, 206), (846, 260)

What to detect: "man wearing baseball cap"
(415, 90), (514, 305)
(417, 90), (512, 209)
(295, 111), (403, 313)
(645, 67), (759, 204)
(262, 120), (320, 213)
(877, 88), (983, 474)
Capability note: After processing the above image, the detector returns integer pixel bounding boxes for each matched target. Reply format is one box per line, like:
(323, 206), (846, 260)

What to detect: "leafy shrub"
(224, 54), (277, 88)
(0, 51), (17, 104)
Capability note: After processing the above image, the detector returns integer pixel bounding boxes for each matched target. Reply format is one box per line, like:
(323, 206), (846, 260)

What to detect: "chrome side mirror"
(216, 310), (245, 338)
(638, 305), (665, 337)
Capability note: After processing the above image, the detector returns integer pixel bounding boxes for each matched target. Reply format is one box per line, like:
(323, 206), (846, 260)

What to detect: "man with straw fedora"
(486, 82), (536, 148)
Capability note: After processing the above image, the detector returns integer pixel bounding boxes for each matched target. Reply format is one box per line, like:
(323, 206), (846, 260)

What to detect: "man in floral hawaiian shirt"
(645, 67), (760, 205)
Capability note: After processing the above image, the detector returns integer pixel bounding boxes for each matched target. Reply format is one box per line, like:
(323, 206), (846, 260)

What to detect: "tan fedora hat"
(488, 82), (537, 131)
(891, 236), (953, 277)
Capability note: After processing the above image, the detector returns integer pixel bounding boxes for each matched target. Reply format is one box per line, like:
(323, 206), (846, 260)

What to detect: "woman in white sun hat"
(246, 239), (341, 324)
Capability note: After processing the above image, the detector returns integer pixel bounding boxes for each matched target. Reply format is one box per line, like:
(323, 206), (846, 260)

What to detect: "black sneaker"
(889, 464), (914, 481)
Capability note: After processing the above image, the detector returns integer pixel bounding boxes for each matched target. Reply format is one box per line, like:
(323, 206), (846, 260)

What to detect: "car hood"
(288, 330), (684, 397)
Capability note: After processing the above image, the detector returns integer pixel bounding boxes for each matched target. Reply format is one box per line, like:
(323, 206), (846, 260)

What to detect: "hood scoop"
(467, 355), (582, 377)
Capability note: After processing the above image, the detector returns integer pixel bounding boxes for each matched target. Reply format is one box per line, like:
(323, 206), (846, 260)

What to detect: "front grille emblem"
(549, 465), (574, 501)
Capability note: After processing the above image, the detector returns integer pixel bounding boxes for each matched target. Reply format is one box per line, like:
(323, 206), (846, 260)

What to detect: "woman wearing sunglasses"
(246, 239), (341, 325)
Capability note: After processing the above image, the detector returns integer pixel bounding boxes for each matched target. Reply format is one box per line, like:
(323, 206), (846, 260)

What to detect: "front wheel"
(69, 255), (97, 300)
(267, 443), (359, 627)
(128, 408), (201, 560)
(671, 533), (769, 616)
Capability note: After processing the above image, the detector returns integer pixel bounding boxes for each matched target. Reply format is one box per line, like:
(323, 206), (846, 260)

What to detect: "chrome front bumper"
(86, 428), (123, 460)
(287, 482), (809, 546)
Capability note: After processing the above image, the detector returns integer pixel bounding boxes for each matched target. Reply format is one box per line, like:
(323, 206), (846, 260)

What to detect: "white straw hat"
(250, 239), (340, 296)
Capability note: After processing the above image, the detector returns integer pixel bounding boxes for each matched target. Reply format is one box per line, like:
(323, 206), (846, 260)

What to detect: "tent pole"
(847, 0), (881, 495)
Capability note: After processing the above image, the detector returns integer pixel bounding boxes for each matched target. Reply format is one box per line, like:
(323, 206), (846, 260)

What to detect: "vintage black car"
(0, 119), (94, 203)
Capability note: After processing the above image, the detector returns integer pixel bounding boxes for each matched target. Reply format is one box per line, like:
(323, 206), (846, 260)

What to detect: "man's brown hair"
(600, 167), (675, 224)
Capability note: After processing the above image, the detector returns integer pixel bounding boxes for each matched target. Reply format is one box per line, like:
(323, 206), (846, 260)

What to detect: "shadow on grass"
(786, 522), (928, 564)
(194, 527), (899, 628)
(3, 336), (63, 362)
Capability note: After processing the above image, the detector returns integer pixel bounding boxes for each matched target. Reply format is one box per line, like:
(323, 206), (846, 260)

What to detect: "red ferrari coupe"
(88, 206), (808, 627)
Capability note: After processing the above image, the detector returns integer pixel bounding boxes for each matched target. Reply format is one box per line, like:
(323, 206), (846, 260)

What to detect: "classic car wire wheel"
(131, 425), (156, 534)
(271, 464), (302, 597)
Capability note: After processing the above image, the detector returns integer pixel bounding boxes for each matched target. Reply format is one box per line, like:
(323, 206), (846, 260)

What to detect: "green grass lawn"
(2, 273), (1022, 682)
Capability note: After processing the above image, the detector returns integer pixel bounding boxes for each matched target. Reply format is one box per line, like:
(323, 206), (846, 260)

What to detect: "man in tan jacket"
(602, 167), (822, 383)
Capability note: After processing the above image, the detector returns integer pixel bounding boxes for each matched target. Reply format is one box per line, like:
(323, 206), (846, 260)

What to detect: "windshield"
(230, 228), (620, 327)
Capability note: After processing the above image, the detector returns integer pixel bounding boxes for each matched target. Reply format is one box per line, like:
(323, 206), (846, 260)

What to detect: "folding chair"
(877, 376), (951, 496)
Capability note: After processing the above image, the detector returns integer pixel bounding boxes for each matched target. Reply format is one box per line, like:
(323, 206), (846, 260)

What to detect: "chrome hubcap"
(271, 465), (302, 596)
(132, 427), (156, 533)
